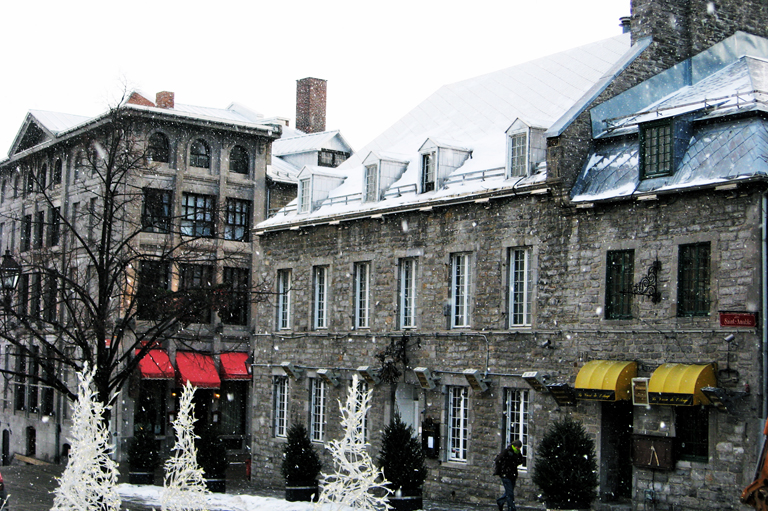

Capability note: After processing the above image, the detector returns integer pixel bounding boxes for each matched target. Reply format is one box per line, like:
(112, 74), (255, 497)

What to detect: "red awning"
(220, 352), (251, 380)
(175, 352), (221, 388)
(136, 349), (175, 380)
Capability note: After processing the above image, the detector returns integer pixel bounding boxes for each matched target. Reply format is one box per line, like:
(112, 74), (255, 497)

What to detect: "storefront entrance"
(600, 401), (633, 501)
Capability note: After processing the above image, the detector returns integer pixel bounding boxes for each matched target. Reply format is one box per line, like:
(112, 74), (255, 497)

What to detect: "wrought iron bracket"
(627, 260), (661, 303)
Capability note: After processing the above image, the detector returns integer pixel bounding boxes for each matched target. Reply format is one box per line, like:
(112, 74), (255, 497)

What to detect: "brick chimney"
(156, 91), (175, 109)
(296, 78), (326, 134)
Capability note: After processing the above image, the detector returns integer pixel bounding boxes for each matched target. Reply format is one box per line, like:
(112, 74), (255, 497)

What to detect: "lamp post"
(0, 249), (20, 311)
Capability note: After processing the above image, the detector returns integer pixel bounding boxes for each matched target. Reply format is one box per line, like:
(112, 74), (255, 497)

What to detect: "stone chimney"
(296, 78), (327, 134)
(620, 16), (631, 34)
(156, 91), (175, 109)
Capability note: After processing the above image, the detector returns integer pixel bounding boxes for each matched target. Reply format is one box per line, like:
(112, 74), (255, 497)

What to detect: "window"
(147, 132), (170, 163)
(451, 253), (471, 328)
(34, 211), (44, 249)
(53, 159), (62, 185)
(180, 193), (215, 237)
(309, 378), (327, 442)
(353, 379), (370, 442)
(14, 349), (26, 411)
(48, 207), (60, 247)
(38, 164), (47, 190)
(277, 269), (292, 330)
(605, 250), (634, 319)
(224, 199), (251, 242)
(503, 388), (530, 469)
(30, 273), (41, 320)
(135, 380), (167, 435)
(229, 145), (249, 174)
(179, 264), (214, 323)
(509, 132), (528, 177)
(74, 151), (86, 181)
(299, 179), (311, 213)
(317, 150), (348, 168)
(399, 258), (417, 329)
(189, 139), (210, 168)
(43, 270), (58, 323)
(25, 171), (34, 194)
(27, 346), (39, 413)
(88, 198), (97, 242)
(364, 165), (378, 202)
(142, 189), (173, 233)
(640, 121), (672, 179)
(421, 153), (435, 193)
(21, 214), (31, 252)
(677, 242), (710, 317)
(273, 376), (289, 437)
(1, 180), (5, 202)
(447, 386), (469, 462)
(13, 176), (19, 198)
(675, 406), (708, 462)
(137, 261), (170, 320)
(219, 380), (247, 436)
(508, 248), (532, 327)
(354, 262), (370, 329)
(313, 266), (328, 329)
(220, 267), (249, 326)
(40, 347), (54, 416)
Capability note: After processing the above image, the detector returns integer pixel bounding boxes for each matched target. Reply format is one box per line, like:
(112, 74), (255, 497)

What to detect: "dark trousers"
(497, 476), (517, 511)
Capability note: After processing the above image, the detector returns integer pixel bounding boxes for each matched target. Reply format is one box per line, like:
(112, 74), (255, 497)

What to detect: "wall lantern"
(280, 361), (304, 380)
(317, 368), (340, 387)
(413, 367), (439, 390)
(463, 369), (490, 393)
(357, 366), (380, 386)
(522, 371), (550, 392)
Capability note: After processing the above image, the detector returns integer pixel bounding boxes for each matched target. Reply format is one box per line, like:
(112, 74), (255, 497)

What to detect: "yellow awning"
(648, 363), (716, 406)
(574, 360), (637, 401)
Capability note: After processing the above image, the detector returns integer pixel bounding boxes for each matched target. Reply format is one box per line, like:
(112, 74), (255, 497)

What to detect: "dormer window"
(509, 132), (528, 177)
(422, 153), (435, 193)
(364, 165), (379, 203)
(640, 120), (672, 179)
(299, 178), (311, 213)
(318, 150), (349, 168)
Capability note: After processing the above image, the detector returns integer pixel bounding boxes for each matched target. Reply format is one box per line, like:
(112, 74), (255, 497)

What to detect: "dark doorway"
(600, 401), (633, 501)
(2, 430), (9, 465)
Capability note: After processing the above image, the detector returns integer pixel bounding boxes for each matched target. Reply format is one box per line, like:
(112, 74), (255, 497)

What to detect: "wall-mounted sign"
(632, 434), (675, 470)
(719, 311), (758, 328)
(575, 388), (615, 401)
(649, 393), (694, 406)
(632, 378), (649, 406)
(546, 383), (577, 406)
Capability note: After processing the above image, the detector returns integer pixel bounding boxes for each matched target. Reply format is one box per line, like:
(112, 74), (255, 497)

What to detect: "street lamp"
(0, 250), (21, 310)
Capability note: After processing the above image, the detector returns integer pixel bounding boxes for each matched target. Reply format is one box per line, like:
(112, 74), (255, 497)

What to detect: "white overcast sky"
(0, 0), (630, 156)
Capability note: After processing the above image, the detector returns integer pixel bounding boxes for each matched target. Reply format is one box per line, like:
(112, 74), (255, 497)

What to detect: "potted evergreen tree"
(196, 424), (228, 493)
(282, 423), (322, 502)
(127, 426), (160, 484)
(532, 416), (598, 510)
(378, 413), (428, 511)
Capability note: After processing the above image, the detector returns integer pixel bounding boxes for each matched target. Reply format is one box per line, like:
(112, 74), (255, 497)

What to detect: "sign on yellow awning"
(648, 363), (716, 406)
(574, 360), (637, 401)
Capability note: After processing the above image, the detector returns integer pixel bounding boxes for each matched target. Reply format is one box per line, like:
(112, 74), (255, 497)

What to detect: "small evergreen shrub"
(377, 413), (427, 496)
(282, 423), (322, 485)
(532, 416), (598, 509)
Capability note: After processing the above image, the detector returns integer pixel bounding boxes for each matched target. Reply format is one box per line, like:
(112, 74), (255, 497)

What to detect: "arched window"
(190, 139), (210, 169)
(53, 159), (62, 185)
(229, 145), (249, 174)
(147, 132), (170, 163)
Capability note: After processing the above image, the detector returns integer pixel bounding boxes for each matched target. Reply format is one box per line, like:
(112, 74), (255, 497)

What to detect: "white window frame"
(364, 165), (378, 203)
(309, 377), (327, 443)
(421, 152), (436, 192)
(503, 388), (530, 469)
(273, 376), (289, 438)
(508, 247), (532, 327)
(353, 380), (370, 442)
(299, 178), (311, 213)
(313, 266), (328, 329)
(451, 253), (471, 328)
(354, 262), (370, 329)
(277, 269), (291, 330)
(447, 386), (469, 462)
(399, 258), (417, 329)
(508, 132), (528, 178)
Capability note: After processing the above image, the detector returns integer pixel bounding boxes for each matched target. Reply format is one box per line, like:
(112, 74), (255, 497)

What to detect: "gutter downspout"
(762, 194), (767, 418)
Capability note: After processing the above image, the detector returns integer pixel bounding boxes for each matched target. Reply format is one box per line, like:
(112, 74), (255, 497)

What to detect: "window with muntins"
(179, 263), (214, 323)
(137, 261), (170, 320)
(53, 159), (62, 185)
(355, 262), (370, 329)
(447, 386), (469, 462)
(180, 193), (215, 237)
(399, 258), (417, 329)
(508, 248), (532, 327)
(313, 266), (328, 329)
(364, 165), (378, 202)
(606, 250), (634, 320)
(509, 133), (528, 177)
(48, 207), (60, 247)
(273, 376), (289, 438)
(21, 214), (31, 252)
(422, 153), (435, 192)
(189, 139), (210, 168)
(353, 380), (370, 442)
(220, 267), (249, 326)
(224, 198), (251, 242)
(675, 406), (708, 462)
(230, 145), (249, 174)
(503, 388), (530, 469)
(277, 270), (291, 330)
(142, 189), (173, 233)
(147, 132), (170, 163)
(677, 242), (710, 317)
(451, 253), (471, 328)
(309, 378), (327, 442)
(34, 211), (44, 249)
(299, 179), (311, 213)
(43, 270), (58, 323)
(641, 121), (672, 179)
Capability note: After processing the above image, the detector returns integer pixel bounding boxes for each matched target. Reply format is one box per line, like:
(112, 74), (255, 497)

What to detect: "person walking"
(494, 439), (524, 511)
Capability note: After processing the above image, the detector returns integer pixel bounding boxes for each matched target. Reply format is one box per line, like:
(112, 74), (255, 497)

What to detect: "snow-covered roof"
(29, 110), (91, 134)
(259, 33), (634, 229)
(273, 130), (352, 156)
(267, 157), (301, 184)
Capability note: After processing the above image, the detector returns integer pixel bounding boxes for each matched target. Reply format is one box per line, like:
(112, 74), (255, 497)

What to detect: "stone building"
(251, 1), (768, 509)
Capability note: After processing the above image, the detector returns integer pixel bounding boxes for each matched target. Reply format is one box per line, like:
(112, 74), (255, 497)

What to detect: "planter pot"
(388, 495), (423, 511)
(285, 484), (319, 502)
(206, 478), (226, 493)
(128, 471), (155, 485)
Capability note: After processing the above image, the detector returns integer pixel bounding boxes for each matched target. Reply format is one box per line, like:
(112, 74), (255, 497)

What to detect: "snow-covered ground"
(118, 484), (354, 511)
